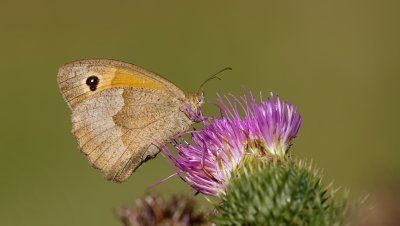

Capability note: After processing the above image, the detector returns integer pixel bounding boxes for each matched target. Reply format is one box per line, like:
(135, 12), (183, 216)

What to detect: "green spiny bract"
(213, 158), (348, 226)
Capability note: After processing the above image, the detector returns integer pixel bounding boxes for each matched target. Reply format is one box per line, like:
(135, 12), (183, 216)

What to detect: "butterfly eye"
(198, 92), (204, 104)
(86, 76), (100, 91)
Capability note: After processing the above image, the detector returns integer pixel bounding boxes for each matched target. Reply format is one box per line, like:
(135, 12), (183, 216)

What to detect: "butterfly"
(57, 59), (204, 182)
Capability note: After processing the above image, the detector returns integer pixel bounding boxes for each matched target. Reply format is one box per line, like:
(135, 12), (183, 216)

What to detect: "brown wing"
(57, 59), (193, 182)
(72, 87), (193, 182)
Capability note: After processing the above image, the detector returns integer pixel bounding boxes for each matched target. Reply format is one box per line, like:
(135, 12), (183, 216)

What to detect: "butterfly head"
(183, 91), (204, 122)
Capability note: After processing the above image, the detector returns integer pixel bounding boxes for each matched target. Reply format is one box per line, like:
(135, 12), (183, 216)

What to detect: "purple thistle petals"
(161, 116), (246, 196)
(246, 93), (302, 157)
(161, 91), (302, 196)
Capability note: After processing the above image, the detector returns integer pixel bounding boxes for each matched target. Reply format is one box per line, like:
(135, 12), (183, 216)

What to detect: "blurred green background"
(1, 0), (399, 225)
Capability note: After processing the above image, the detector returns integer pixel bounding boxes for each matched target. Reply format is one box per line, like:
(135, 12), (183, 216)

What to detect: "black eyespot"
(86, 76), (99, 91)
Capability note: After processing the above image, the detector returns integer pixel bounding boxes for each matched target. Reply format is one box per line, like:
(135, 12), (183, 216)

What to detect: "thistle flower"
(115, 195), (209, 226)
(162, 91), (302, 196)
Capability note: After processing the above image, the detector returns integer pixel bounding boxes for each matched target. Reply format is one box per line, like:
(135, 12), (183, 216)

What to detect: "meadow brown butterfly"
(58, 59), (204, 182)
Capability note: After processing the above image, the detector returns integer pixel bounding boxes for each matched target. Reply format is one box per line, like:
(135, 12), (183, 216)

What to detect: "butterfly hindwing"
(71, 87), (193, 182)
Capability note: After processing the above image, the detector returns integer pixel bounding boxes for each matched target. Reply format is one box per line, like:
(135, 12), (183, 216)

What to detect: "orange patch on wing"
(108, 69), (163, 90)
(69, 68), (167, 108)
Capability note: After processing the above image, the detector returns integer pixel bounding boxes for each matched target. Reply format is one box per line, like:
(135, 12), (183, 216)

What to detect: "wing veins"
(111, 111), (178, 180)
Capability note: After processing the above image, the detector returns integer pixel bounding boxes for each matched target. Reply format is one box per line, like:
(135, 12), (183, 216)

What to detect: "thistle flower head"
(115, 195), (208, 226)
(162, 91), (302, 196)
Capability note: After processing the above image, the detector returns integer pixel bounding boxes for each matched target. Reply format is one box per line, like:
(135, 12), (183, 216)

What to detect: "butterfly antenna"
(198, 67), (232, 92)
